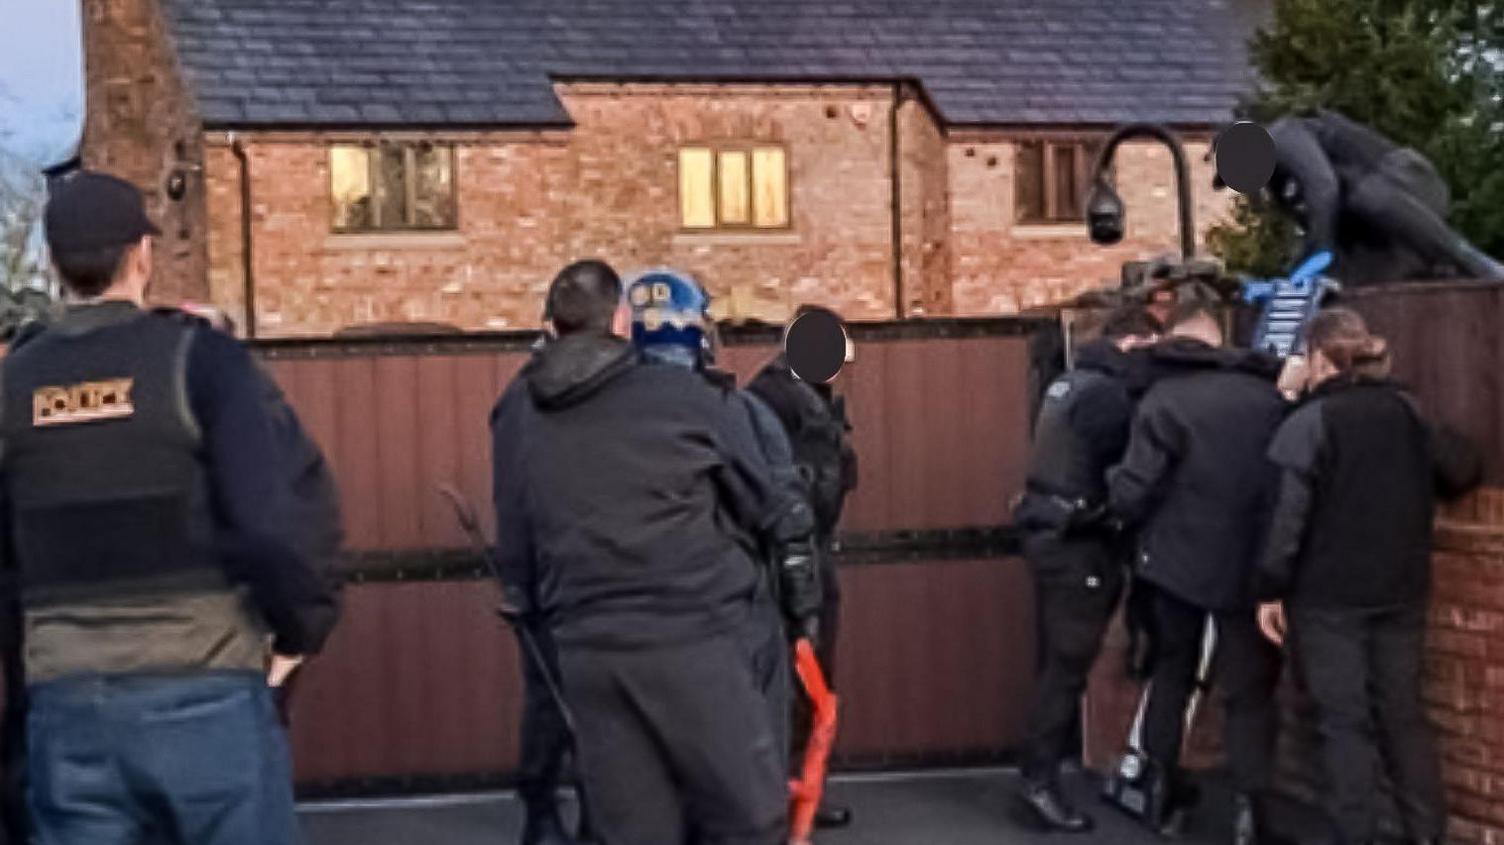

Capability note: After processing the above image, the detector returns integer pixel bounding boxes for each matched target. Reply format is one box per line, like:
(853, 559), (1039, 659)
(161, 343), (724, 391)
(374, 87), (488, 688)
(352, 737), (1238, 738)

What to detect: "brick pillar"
(896, 92), (953, 318)
(80, 0), (208, 304)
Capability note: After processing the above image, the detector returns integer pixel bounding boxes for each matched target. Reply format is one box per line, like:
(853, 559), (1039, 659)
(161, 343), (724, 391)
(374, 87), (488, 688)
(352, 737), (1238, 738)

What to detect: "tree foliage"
(0, 149), (57, 338)
(1209, 0), (1504, 275)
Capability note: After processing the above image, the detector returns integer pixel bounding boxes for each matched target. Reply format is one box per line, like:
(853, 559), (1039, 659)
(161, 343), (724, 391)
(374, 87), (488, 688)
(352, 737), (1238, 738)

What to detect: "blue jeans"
(27, 671), (301, 845)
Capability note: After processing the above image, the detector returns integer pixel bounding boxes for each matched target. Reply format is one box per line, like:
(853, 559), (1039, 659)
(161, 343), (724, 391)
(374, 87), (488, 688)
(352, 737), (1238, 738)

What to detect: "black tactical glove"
(1066, 501), (1111, 533)
(778, 540), (824, 642)
(795, 616), (821, 649)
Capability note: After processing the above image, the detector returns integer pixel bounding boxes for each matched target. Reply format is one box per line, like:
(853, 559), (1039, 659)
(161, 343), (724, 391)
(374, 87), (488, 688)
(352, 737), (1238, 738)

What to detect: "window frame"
(329, 140), (459, 235)
(676, 142), (792, 233)
(1012, 135), (1111, 226)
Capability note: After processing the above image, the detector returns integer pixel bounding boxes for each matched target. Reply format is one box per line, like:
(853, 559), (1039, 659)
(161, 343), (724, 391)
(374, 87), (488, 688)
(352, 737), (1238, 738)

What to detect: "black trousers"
(1347, 149), (1504, 281)
(517, 624), (574, 813)
(792, 535), (841, 765)
(1020, 533), (1125, 785)
(557, 620), (786, 845)
(812, 535), (842, 685)
(746, 599), (792, 761)
(1140, 590), (1281, 795)
(1291, 604), (1445, 843)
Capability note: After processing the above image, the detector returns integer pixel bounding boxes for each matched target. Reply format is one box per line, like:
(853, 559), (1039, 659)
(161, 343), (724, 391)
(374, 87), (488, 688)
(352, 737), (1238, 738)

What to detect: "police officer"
(1012, 305), (1160, 833)
(1108, 303), (1286, 844)
(491, 260), (798, 845)
(624, 269), (823, 768)
(2, 171), (339, 844)
(745, 305), (858, 831)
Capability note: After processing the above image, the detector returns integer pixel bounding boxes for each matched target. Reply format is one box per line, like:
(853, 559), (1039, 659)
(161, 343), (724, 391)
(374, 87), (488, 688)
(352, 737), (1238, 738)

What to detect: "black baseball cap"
(44, 171), (161, 253)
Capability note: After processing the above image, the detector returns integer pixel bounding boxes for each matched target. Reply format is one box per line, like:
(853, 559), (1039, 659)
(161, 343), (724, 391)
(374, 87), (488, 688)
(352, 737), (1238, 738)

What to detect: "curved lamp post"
(1085, 123), (1197, 261)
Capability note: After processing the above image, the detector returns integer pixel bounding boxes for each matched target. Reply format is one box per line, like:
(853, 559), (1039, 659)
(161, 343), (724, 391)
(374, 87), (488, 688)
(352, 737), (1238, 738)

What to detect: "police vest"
(1, 305), (263, 681)
(1025, 367), (1117, 505)
(2, 307), (221, 604)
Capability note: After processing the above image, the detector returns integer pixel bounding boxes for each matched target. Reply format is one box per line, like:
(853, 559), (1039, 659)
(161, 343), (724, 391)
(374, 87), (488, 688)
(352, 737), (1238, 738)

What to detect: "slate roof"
(161, 0), (1268, 129)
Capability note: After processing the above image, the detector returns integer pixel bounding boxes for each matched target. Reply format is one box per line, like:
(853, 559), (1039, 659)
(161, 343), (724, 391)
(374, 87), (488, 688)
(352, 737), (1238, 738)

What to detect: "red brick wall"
(1386, 492), (1504, 842)
(949, 133), (1231, 315)
(205, 83), (907, 337)
(81, 0), (209, 305)
(203, 131), (577, 335)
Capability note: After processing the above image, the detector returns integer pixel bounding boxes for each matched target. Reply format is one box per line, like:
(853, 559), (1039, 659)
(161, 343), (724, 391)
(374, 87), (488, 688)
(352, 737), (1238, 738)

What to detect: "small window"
(1015, 139), (1106, 225)
(330, 142), (457, 233)
(679, 145), (789, 230)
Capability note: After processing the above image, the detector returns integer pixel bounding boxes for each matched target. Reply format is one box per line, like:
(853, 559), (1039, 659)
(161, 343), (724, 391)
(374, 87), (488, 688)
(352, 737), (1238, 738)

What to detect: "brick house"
(83, 0), (1263, 337)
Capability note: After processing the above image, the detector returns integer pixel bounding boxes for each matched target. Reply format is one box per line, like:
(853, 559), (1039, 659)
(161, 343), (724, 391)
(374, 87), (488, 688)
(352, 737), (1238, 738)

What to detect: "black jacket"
(1256, 377), (1481, 610)
(1269, 111), (1399, 254)
(1016, 339), (1139, 533)
(255, 366), (344, 632)
(746, 356), (857, 535)
(730, 386), (821, 624)
(490, 334), (787, 649)
(1108, 339), (1287, 610)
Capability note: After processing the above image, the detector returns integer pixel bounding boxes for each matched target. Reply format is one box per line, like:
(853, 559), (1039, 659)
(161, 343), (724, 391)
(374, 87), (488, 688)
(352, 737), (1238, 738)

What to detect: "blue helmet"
(626, 269), (710, 364)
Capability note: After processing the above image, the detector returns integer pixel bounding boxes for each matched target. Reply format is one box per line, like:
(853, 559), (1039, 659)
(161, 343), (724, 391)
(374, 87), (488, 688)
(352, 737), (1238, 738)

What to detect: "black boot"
(1143, 763), (1197, 839)
(1017, 780), (1096, 834)
(521, 801), (577, 845)
(814, 801), (853, 829)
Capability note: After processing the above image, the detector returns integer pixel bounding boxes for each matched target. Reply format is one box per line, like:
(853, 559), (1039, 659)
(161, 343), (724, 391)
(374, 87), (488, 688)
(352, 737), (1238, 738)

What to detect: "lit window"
(330, 142), (456, 233)
(679, 145), (789, 230)
(679, 148), (715, 229)
(1015, 139), (1108, 225)
(752, 148), (788, 227)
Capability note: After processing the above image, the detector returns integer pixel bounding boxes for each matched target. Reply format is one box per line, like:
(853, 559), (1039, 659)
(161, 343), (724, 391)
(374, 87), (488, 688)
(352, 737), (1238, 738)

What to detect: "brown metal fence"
(1346, 281), (1504, 484)
(255, 317), (1056, 793)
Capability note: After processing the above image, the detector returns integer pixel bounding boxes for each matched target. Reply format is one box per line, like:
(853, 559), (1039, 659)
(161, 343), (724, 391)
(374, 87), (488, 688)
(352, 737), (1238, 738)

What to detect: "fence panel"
(254, 318), (1050, 791)
(1349, 282), (1504, 482)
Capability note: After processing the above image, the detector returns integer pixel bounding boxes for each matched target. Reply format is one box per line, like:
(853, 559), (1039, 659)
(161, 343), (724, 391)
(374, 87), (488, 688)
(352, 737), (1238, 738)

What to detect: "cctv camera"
(1086, 182), (1126, 246)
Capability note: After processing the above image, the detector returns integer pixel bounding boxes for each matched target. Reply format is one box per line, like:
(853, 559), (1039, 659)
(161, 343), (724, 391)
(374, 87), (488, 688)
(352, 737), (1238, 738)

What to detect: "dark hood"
(1146, 337), (1283, 383)
(524, 333), (637, 410)
(1074, 338), (1132, 378)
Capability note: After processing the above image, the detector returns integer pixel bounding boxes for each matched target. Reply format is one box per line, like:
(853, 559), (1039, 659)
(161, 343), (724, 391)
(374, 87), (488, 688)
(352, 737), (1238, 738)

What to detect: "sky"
(0, 0), (85, 171)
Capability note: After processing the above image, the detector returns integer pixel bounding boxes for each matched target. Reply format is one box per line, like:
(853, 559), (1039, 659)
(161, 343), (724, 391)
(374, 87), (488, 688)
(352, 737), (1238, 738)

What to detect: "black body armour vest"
(1026, 367), (1113, 505)
(2, 309), (224, 609)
